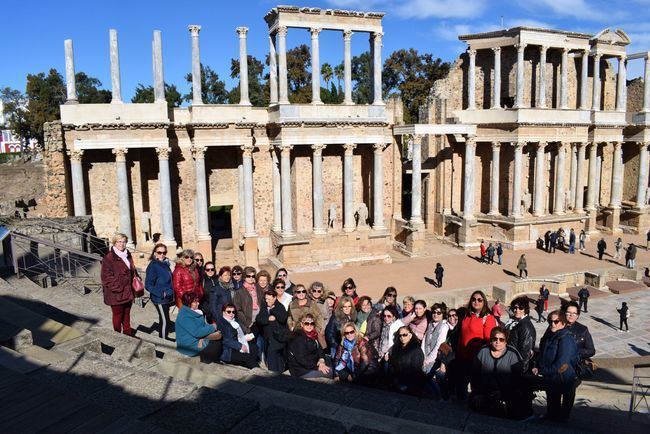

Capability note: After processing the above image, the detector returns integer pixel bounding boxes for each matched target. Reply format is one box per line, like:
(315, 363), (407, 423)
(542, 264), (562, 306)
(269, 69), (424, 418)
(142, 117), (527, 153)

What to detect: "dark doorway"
(209, 205), (233, 254)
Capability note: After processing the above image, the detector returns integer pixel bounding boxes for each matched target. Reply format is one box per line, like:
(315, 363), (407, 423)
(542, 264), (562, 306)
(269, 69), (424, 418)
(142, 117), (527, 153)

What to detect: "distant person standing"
(517, 254), (528, 279)
(647, 230), (650, 251)
(626, 243), (637, 269)
(617, 302), (629, 332)
(579, 230), (586, 251)
(549, 231), (558, 253)
(496, 242), (504, 265)
(486, 242), (495, 265)
(540, 285), (550, 312)
(596, 238), (607, 260)
(434, 263), (444, 288)
(544, 231), (551, 252)
(577, 287), (590, 314)
(491, 299), (504, 324)
(569, 229), (576, 254)
(534, 296), (546, 323)
(613, 237), (623, 260)
(480, 240), (487, 264)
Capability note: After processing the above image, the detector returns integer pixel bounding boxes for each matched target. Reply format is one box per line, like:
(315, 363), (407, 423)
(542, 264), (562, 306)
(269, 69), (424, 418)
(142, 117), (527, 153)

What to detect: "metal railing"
(629, 363), (650, 418)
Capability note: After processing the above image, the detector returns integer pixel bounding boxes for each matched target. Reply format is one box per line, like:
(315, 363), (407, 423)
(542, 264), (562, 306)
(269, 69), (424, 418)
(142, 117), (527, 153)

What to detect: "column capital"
(310, 27), (321, 37)
(344, 143), (357, 155)
(540, 45), (549, 53)
(155, 146), (172, 160)
(343, 29), (353, 41)
(373, 143), (387, 153)
(67, 149), (84, 162)
(561, 47), (569, 54)
(277, 26), (288, 37)
(190, 144), (206, 159)
(593, 52), (602, 60)
(582, 49), (590, 56)
(638, 141), (650, 150)
(241, 144), (255, 157)
(468, 48), (477, 57)
(514, 141), (526, 150)
(279, 144), (293, 156)
(619, 54), (627, 62)
(372, 31), (383, 41)
(514, 43), (527, 51)
(492, 46), (501, 54)
(112, 147), (128, 161)
(236, 26), (249, 37)
(536, 141), (547, 150)
(612, 141), (622, 150)
(491, 141), (501, 150)
(311, 144), (326, 155)
(188, 25), (201, 36)
(466, 136), (476, 146)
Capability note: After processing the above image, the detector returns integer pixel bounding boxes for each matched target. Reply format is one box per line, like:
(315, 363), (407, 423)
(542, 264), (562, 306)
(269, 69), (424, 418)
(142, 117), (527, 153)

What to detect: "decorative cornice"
(62, 122), (170, 131)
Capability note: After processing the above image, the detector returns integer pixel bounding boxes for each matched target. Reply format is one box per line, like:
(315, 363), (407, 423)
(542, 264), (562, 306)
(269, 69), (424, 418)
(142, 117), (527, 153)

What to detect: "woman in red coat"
(173, 249), (204, 308)
(101, 233), (136, 336)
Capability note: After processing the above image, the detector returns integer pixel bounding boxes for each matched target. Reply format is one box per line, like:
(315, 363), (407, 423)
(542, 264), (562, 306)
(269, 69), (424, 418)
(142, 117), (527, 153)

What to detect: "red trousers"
(111, 302), (132, 336)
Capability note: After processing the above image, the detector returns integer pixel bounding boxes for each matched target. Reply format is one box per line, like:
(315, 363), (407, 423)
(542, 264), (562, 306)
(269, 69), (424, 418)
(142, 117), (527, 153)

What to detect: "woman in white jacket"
(378, 305), (404, 361)
(422, 303), (450, 400)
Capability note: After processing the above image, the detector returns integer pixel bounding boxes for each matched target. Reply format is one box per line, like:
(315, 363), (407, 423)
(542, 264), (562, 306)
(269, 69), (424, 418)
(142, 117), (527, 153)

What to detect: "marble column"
(372, 32), (383, 105)
(152, 30), (165, 103)
(373, 143), (386, 229)
(569, 144), (578, 209)
(586, 142), (598, 211)
(463, 137), (476, 218)
(310, 28), (323, 105)
(538, 46), (547, 108)
(468, 49), (476, 109)
(188, 25), (203, 105)
(277, 26), (289, 104)
(64, 39), (77, 103)
(68, 150), (86, 215)
(236, 27), (251, 106)
(112, 148), (134, 248)
(492, 47), (501, 109)
(592, 54), (602, 111)
(533, 142), (546, 216)
(411, 137), (423, 224)
(312, 144), (326, 234)
(511, 142), (524, 217)
(488, 142), (500, 215)
(191, 145), (210, 241)
(575, 143), (586, 212)
(237, 164), (245, 231)
(156, 146), (176, 243)
(271, 149), (281, 232)
(644, 56), (650, 112)
(560, 48), (569, 109)
(109, 29), (122, 104)
(609, 142), (623, 208)
(269, 35), (278, 104)
(515, 43), (526, 108)
(554, 142), (567, 214)
(343, 30), (353, 105)
(637, 142), (649, 208)
(579, 50), (589, 109)
(343, 143), (356, 231)
(279, 145), (293, 236)
(616, 55), (627, 112)
(241, 145), (256, 236)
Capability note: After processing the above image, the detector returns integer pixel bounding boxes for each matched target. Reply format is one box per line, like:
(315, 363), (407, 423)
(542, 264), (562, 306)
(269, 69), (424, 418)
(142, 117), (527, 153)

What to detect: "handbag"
(132, 274), (145, 298)
(575, 358), (596, 379)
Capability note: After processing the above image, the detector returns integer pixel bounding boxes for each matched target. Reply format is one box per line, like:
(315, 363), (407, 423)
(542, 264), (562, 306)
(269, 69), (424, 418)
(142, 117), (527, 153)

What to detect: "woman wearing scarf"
(172, 249), (203, 309)
(408, 300), (430, 340)
(204, 264), (232, 324)
(233, 266), (265, 334)
(274, 267), (294, 295)
(287, 313), (332, 378)
(145, 243), (174, 340)
(422, 303), (450, 400)
(355, 296), (381, 347)
(334, 322), (379, 385)
(101, 233), (136, 336)
(216, 303), (258, 369)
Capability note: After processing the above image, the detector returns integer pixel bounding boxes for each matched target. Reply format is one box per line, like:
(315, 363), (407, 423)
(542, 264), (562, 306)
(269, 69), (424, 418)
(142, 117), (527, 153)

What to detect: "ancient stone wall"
(0, 162), (46, 215)
(41, 122), (69, 218)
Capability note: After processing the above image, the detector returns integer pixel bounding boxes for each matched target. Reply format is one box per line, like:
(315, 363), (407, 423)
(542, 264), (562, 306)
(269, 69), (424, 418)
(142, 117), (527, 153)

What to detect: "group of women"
(101, 233), (595, 423)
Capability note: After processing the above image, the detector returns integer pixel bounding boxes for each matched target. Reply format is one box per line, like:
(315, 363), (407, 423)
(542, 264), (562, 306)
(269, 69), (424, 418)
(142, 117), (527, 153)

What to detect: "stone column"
(644, 56), (650, 112)
(68, 150), (86, 215)
(511, 142), (524, 217)
(586, 142), (598, 211)
(579, 50), (589, 109)
(538, 46), (548, 108)
(569, 144), (578, 209)
(343, 30), (353, 105)
(312, 144), (326, 234)
(156, 146), (176, 244)
(269, 35), (278, 104)
(592, 54), (602, 111)
(373, 143), (386, 229)
(191, 145), (210, 241)
(279, 145), (294, 236)
(112, 148), (134, 248)
(343, 143), (356, 231)
(492, 47), (501, 109)
(109, 29), (122, 104)
(64, 39), (77, 103)
(241, 145), (257, 236)
(310, 28), (323, 105)
(636, 142), (649, 208)
(560, 48), (569, 109)
(467, 49), (476, 109)
(533, 142), (546, 216)
(411, 136), (423, 224)
(152, 30), (165, 103)
(463, 137), (476, 218)
(372, 32), (383, 105)
(575, 143), (586, 212)
(515, 43), (526, 108)
(188, 25), (203, 105)
(271, 149), (281, 231)
(488, 142), (500, 215)
(236, 27), (251, 106)
(237, 164), (245, 231)
(616, 55), (627, 112)
(277, 26), (289, 104)
(554, 142), (567, 214)
(609, 142), (623, 208)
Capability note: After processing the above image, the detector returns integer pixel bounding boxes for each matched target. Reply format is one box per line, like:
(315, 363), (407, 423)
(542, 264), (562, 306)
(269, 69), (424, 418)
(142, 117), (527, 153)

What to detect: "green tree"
(75, 72), (111, 103)
(24, 69), (66, 144)
(286, 44), (311, 103)
(351, 51), (372, 104)
(321, 62), (333, 90)
(184, 64), (228, 104)
(0, 87), (30, 142)
(333, 64), (344, 95)
(228, 55), (268, 107)
(131, 83), (182, 109)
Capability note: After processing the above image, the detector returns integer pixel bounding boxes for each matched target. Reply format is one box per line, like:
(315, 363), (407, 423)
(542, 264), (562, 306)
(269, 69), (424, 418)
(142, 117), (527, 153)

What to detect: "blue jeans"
(497, 254), (502, 265)
(569, 243), (575, 254)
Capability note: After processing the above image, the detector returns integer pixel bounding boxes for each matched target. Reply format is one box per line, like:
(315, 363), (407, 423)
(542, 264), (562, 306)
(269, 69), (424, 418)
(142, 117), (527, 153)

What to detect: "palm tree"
(333, 63), (344, 95)
(321, 63), (333, 89)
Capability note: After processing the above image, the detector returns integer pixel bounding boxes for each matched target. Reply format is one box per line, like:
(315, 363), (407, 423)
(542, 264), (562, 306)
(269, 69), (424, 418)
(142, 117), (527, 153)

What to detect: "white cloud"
(324, 0), (486, 19)
(515, 0), (625, 22)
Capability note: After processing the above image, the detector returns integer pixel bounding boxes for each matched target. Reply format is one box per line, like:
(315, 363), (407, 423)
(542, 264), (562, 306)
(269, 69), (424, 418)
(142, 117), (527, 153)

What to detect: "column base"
(65, 100), (79, 105)
(312, 227), (327, 235)
(244, 231), (258, 238)
(239, 101), (252, 106)
(279, 99), (290, 104)
(311, 101), (324, 105)
(281, 230), (296, 238)
(195, 238), (211, 257)
(372, 225), (387, 231)
(343, 226), (355, 233)
(243, 236), (259, 269)
(552, 211), (566, 216)
(487, 210), (500, 216)
(372, 101), (385, 106)
(605, 207), (622, 233)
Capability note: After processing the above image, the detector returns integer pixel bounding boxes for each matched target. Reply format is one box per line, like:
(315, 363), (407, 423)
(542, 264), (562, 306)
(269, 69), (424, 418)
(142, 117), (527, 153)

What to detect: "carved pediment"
(591, 28), (631, 46)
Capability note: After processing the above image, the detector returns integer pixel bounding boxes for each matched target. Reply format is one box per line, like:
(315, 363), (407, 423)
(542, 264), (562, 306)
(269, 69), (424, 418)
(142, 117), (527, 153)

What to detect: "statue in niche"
(328, 203), (337, 229)
(355, 203), (369, 228)
(522, 187), (532, 214)
(646, 187), (650, 205)
(565, 191), (571, 211)
(141, 212), (151, 242)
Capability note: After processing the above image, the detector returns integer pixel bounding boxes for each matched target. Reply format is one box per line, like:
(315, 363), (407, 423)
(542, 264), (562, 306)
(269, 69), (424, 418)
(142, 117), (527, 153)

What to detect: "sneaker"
(626, 330), (630, 333)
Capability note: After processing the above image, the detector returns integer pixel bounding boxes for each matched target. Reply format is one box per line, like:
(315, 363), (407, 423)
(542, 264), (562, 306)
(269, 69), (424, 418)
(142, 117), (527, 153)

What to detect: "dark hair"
(341, 277), (357, 294)
(382, 305), (399, 319)
(182, 291), (200, 307)
(272, 278), (285, 289)
(218, 265), (232, 277)
(490, 326), (509, 341)
(562, 300), (581, 315)
(148, 242), (168, 261)
(221, 303), (236, 313)
(232, 265), (243, 274)
(466, 290), (490, 317)
(380, 286), (397, 304)
(264, 289), (278, 298)
(431, 302), (447, 319)
(548, 310), (567, 324)
(510, 296), (530, 315)
(356, 295), (372, 311)
(256, 270), (271, 283)
(275, 267), (288, 278)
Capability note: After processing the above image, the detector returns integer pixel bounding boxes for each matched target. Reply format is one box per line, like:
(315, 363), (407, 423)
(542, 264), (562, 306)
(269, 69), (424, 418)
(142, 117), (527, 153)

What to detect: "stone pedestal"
(457, 217), (477, 250)
(405, 226), (426, 256)
(243, 236), (259, 269)
(585, 210), (598, 233)
(605, 208), (621, 234)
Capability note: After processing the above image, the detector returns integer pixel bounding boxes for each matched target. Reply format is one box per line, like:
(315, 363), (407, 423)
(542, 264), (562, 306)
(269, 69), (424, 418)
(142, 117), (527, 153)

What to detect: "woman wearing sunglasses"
(308, 282), (331, 324)
(287, 313), (331, 378)
(145, 243), (175, 340)
(388, 326), (425, 395)
(204, 263), (232, 323)
(534, 310), (579, 422)
(505, 296), (536, 373)
(333, 322), (379, 385)
(373, 287), (402, 316)
(288, 284), (323, 333)
(216, 303), (258, 369)
(172, 249), (204, 309)
(325, 295), (357, 358)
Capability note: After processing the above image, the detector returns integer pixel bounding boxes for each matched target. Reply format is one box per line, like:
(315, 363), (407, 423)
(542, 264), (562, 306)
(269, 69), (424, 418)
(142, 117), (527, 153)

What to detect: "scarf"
(226, 317), (247, 348)
(356, 310), (370, 328)
(220, 279), (234, 291)
(243, 281), (259, 311)
(380, 321), (392, 355)
(335, 338), (356, 374)
(113, 246), (130, 269)
(304, 328), (318, 341)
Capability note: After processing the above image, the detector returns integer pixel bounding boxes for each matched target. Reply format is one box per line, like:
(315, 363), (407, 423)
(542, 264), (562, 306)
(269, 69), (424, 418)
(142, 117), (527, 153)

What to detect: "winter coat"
(422, 320), (450, 373)
(314, 299), (332, 325)
(334, 337), (379, 379)
(389, 338), (425, 394)
(145, 259), (174, 305)
(287, 330), (324, 377)
(569, 232), (576, 244)
(287, 298), (324, 332)
(617, 305), (629, 319)
(325, 313), (354, 350)
(233, 285), (266, 333)
(435, 265), (444, 280)
(565, 321), (595, 361)
(216, 316), (246, 363)
(578, 288), (590, 300)
(101, 248), (135, 306)
(496, 244), (503, 256)
(172, 265), (203, 306)
(506, 315), (536, 371)
(480, 243), (487, 257)
(629, 244), (637, 259)
(517, 256), (527, 270)
(363, 309), (382, 347)
(471, 345), (523, 394)
(537, 328), (578, 387)
(377, 319), (405, 356)
(458, 313), (498, 362)
(487, 245), (495, 257)
(176, 306), (216, 357)
(256, 302), (289, 352)
(540, 287), (550, 300)
(597, 240), (607, 252)
(205, 278), (232, 322)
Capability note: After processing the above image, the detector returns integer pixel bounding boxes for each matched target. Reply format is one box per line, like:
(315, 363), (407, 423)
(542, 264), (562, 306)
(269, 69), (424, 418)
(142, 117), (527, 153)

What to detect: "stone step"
(87, 327), (157, 364)
(0, 345), (48, 374)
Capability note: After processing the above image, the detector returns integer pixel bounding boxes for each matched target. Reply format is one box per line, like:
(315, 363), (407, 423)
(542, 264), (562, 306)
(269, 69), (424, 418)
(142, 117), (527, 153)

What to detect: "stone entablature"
(264, 6), (384, 33)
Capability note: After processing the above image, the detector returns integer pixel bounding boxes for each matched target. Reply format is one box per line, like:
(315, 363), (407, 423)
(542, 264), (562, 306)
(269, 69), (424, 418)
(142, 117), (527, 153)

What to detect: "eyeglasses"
(155, 250), (166, 255)
(277, 274), (287, 278)
(399, 333), (410, 338)
(194, 258), (203, 263)
(205, 268), (216, 272)
(511, 306), (525, 311)
(183, 255), (192, 259)
(232, 271), (242, 275)
(225, 309), (236, 314)
(344, 330), (355, 335)
(471, 297), (484, 302)
(312, 289), (323, 294)
(383, 314), (393, 318)
(433, 310), (443, 315)
(448, 313), (458, 317)
(386, 294), (396, 298)
(491, 337), (506, 343)
(549, 319), (562, 325)
(295, 290), (306, 294)
(275, 285), (285, 289)
(245, 274), (256, 278)
(565, 311), (578, 316)
(303, 321), (315, 326)
(345, 285), (354, 290)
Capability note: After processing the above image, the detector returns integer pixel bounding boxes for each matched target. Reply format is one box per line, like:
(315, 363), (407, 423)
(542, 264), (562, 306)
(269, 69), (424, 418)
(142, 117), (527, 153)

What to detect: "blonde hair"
(341, 321), (361, 343)
(175, 248), (195, 266)
(403, 296), (415, 306)
(111, 232), (128, 245)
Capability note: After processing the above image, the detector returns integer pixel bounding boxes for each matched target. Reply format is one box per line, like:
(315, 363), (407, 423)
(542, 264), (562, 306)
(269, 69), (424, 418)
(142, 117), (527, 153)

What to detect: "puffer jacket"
(172, 265), (203, 307)
(363, 309), (382, 346)
(565, 321), (595, 361)
(506, 315), (536, 371)
(422, 320), (450, 373)
(537, 328), (578, 387)
(204, 277), (232, 322)
(145, 259), (174, 305)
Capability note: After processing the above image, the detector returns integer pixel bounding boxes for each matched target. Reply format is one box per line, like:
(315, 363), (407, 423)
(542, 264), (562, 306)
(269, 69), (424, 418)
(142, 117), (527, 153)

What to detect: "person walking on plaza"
(544, 231), (551, 252)
(647, 229), (650, 251)
(626, 243), (637, 269)
(517, 254), (528, 279)
(486, 242), (495, 264)
(549, 231), (558, 253)
(579, 229), (586, 251)
(614, 237), (623, 260)
(535, 296), (546, 323)
(480, 240), (487, 263)
(577, 287), (590, 314)
(569, 229), (576, 254)
(540, 284), (550, 312)
(434, 263), (444, 287)
(597, 238), (607, 260)
(496, 242), (504, 265)
(617, 302), (630, 332)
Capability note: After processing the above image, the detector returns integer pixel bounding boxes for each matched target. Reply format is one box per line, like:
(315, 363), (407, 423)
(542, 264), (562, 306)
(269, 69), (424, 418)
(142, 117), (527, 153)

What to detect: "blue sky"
(3, 0), (649, 103)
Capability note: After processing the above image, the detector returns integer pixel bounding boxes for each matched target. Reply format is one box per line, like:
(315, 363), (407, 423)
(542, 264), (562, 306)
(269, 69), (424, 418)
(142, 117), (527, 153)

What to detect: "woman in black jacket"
(204, 263), (232, 324)
(388, 326), (425, 396)
(216, 304), (258, 369)
(505, 296), (536, 372)
(256, 289), (289, 372)
(325, 296), (356, 357)
(287, 313), (332, 378)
